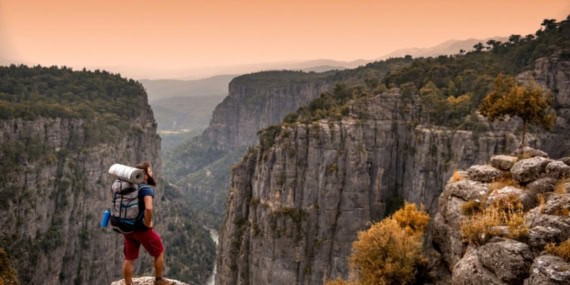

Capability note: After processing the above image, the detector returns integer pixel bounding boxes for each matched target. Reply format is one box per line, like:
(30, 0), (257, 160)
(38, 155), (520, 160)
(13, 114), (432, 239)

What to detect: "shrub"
(449, 170), (466, 183)
(347, 202), (429, 285)
(545, 239), (570, 262)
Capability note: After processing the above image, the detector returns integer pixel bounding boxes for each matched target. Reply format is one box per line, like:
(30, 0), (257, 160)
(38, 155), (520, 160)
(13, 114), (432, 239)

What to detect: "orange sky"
(1, 0), (568, 79)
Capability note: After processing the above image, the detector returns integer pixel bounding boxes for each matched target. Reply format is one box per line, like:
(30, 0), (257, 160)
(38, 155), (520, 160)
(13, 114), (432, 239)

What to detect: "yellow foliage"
(545, 239), (570, 262)
(348, 202), (429, 285)
(392, 203), (430, 234)
(461, 200), (527, 245)
(449, 170), (466, 183)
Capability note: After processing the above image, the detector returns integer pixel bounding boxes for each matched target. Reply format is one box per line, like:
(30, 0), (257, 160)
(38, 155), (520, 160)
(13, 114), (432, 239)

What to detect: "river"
(205, 228), (219, 285)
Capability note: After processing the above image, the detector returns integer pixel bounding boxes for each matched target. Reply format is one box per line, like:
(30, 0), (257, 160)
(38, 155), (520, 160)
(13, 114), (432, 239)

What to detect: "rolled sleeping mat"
(108, 163), (145, 184)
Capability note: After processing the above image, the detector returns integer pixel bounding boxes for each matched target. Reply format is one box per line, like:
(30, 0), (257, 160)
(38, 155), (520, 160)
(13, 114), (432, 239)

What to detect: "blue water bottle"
(100, 209), (111, 228)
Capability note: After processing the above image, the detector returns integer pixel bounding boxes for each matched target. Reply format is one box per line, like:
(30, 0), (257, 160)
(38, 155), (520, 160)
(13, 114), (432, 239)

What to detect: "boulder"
(467, 165), (503, 183)
(546, 161), (570, 179)
(542, 193), (570, 216)
(432, 213), (466, 271)
(490, 155), (519, 171)
(527, 178), (557, 195)
(525, 208), (570, 248)
(527, 255), (570, 284)
(560, 157), (570, 166)
(477, 238), (533, 284)
(446, 179), (489, 202)
(451, 248), (506, 285)
(528, 226), (564, 249)
(512, 147), (548, 159)
(486, 186), (535, 210)
(511, 157), (552, 183)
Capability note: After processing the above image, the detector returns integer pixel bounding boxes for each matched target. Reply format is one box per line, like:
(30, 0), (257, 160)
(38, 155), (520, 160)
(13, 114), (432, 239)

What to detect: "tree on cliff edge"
(478, 74), (556, 148)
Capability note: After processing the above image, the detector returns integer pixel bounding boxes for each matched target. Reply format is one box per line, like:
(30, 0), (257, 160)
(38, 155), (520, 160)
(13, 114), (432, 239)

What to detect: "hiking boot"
(154, 277), (175, 285)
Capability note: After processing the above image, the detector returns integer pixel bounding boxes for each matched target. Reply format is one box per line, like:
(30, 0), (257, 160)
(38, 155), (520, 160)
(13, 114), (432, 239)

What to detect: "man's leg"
(154, 251), (165, 278)
(123, 259), (134, 285)
(123, 234), (140, 285)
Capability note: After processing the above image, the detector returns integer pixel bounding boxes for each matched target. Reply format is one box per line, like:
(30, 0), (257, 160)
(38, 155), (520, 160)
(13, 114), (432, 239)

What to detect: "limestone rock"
(477, 238), (533, 284)
(546, 161), (570, 179)
(511, 157), (552, 183)
(528, 226), (564, 249)
(527, 255), (570, 284)
(527, 178), (557, 195)
(542, 194), (570, 216)
(487, 186), (535, 210)
(490, 155), (519, 171)
(560, 157), (570, 166)
(451, 248), (506, 285)
(467, 164), (503, 183)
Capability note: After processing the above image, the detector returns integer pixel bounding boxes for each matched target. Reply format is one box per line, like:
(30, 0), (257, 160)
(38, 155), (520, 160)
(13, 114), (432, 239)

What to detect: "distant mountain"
(140, 74), (235, 101)
(380, 37), (508, 59)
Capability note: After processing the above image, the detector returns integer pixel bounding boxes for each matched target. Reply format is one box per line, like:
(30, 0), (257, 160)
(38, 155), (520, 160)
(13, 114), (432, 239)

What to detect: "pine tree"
(478, 74), (556, 147)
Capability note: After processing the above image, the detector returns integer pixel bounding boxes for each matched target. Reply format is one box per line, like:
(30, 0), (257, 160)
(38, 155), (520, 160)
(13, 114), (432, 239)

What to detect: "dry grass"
(545, 239), (570, 262)
(537, 194), (546, 214)
(461, 200), (483, 216)
(461, 200), (528, 245)
(449, 170), (466, 183)
(555, 178), (570, 194)
(489, 177), (520, 192)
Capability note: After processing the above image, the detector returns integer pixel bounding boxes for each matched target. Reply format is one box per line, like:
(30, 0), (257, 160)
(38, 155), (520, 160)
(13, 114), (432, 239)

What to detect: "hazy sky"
(1, 0), (568, 79)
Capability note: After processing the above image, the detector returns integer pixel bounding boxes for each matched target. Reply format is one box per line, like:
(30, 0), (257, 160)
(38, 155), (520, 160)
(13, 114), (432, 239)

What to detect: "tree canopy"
(478, 74), (556, 146)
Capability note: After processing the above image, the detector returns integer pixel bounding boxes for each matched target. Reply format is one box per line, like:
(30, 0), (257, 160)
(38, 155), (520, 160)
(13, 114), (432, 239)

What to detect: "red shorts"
(123, 229), (164, 260)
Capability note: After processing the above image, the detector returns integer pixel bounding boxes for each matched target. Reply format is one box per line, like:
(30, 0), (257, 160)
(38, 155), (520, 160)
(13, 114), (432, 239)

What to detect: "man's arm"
(144, 195), (153, 228)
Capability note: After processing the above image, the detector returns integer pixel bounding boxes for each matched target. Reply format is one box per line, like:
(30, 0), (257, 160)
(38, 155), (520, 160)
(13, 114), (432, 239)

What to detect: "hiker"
(121, 161), (174, 285)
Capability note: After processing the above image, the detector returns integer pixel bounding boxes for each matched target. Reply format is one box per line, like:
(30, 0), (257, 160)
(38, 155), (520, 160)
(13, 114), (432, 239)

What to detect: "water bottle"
(100, 209), (111, 228)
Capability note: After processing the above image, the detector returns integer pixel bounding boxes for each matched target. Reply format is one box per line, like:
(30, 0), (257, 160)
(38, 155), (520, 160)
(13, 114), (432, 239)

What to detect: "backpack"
(110, 179), (142, 234)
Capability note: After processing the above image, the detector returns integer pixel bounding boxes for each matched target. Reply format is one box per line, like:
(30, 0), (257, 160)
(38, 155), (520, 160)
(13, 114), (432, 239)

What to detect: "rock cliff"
(0, 115), (160, 285)
(0, 67), (213, 285)
(215, 52), (570, 284)
(164, 71), (334, 227)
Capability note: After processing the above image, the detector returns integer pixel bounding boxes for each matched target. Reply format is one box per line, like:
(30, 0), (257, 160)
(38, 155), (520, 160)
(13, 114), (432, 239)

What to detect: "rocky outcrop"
(433, 148), (570, 284)
(215, 86), (565, 284)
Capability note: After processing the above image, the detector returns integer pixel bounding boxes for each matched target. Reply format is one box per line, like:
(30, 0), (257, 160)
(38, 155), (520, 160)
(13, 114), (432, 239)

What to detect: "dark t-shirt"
(135, 184), (155, 231)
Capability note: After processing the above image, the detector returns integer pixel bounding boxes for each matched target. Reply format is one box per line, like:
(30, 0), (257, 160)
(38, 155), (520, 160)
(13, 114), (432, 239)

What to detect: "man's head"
(136, 161), (156, 186)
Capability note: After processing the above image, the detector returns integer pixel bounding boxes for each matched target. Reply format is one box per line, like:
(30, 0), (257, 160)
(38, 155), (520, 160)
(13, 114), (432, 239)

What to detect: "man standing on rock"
(122, 161), (174, 285)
